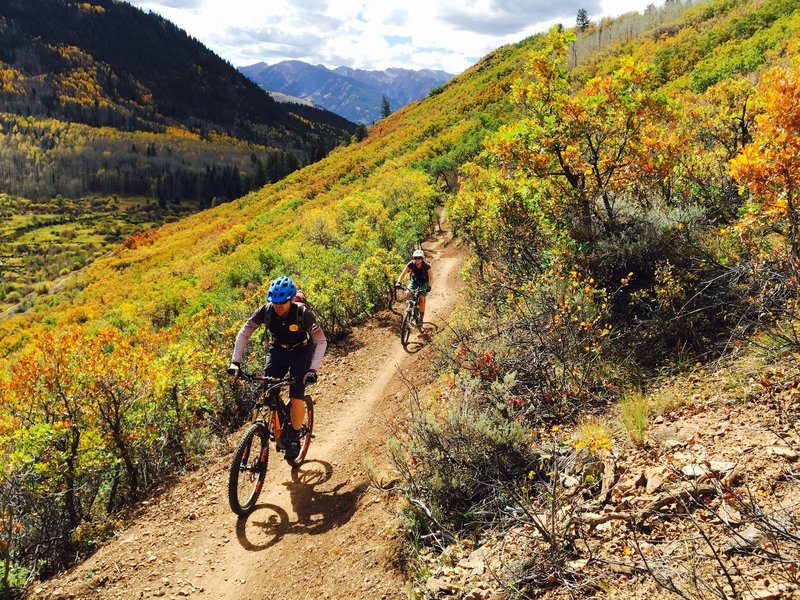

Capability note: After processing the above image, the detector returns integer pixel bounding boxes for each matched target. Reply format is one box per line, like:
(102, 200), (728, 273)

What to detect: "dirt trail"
(34, 224), (465, 600)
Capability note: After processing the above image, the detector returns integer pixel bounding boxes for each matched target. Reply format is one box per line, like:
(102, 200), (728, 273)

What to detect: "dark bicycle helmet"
(267, 276), (297, 303)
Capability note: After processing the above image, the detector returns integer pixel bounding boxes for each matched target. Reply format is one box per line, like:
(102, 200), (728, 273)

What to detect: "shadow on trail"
(234, 503), (290, 551)
(234, 459), (367, 552)
(403, 322), (439, 354)
(287, 460), (367, 533)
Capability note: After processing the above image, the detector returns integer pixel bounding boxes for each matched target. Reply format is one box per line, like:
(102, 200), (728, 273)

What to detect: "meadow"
(0, 193), (197, 312)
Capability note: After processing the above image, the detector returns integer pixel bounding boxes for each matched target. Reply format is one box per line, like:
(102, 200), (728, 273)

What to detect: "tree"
(576, 8), (590, 31)
(352, 123), (368, 142)
(730, 62), (800, 267)
(494, 29), (678, 242)
(380, 95), (392, 119)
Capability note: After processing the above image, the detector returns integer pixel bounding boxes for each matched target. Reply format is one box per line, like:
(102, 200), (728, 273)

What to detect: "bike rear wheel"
(228, 422), (269, 516)
(400, 310), (412, 346)
(286, 396), (314, 468)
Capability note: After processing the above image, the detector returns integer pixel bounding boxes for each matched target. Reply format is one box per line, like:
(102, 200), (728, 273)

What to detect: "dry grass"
(619, 392), (649, 446)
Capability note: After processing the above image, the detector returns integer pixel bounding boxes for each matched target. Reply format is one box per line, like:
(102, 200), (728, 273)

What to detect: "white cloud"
(126, 0), (662, 74)
(438, 0), (601, 36)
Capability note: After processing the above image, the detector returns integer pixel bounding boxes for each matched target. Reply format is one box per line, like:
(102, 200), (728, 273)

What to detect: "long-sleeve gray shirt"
(231, 303), (327, 370)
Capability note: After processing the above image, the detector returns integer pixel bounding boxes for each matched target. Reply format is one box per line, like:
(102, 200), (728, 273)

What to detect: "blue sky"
(126, 0), (663, 74)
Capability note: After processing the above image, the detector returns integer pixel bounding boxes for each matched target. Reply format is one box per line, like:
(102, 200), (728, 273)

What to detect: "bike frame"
(397, 283), (421, 319)
(406, 291), (420, 319)
(396, 283), (422, 346)
(241, 373), (293, 438)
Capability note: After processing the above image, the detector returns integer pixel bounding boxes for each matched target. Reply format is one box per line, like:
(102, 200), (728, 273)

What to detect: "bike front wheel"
(287, 396), (314, 468)
(228, 423), (269, 516)
(400, 310), (412, 346)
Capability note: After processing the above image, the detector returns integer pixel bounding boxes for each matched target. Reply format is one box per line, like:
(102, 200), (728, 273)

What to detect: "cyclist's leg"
(287, 345), (313, 429)
(412, 282), (429, 324)
(280, 347), (313, 461)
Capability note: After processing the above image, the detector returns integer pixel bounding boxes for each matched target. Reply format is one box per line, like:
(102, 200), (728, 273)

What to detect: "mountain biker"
(395, 249), (433, 327)
(227, 276), (327, 461)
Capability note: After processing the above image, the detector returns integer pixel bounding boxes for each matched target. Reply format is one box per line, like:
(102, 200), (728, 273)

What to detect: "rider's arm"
(302, 310), (327, 371)
(231, 305), (267, 364)
(396, 264), (410, 284)
(426, 263), (433, 288)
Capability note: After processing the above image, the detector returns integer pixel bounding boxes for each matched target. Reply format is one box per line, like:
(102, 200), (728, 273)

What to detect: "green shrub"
(389, 379), (538, 538)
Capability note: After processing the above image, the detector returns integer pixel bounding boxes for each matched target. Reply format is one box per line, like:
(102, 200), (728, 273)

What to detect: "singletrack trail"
(34, 224), (465, 600)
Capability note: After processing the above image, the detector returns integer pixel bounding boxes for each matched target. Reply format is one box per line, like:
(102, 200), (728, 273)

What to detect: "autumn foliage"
(4, 0), (800, 593)
(400, 6), (800, 583)
(730, 60), (800, 265)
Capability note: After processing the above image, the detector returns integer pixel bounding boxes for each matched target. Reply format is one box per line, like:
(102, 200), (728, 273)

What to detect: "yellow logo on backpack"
(289, 324), (299, 332)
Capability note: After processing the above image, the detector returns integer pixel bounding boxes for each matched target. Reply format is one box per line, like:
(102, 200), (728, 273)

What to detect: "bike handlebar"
(394, 282), (420, 295)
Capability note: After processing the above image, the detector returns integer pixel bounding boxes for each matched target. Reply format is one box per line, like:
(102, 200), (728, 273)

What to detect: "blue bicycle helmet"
(267, 276), (297, 303)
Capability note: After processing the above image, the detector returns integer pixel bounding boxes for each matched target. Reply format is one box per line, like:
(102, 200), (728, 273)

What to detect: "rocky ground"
(414, 356), (800, 599)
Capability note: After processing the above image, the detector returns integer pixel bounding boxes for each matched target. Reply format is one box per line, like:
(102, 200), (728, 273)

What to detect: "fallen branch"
(407, 496), (458, 546)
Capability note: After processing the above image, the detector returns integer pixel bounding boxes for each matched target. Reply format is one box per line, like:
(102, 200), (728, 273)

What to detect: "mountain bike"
(227, 372), (314, 516)
(395, 282), (422, 346)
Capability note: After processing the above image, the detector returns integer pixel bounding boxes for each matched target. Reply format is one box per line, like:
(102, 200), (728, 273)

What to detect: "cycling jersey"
(406, 260), (432, 284)
(232, 302), (327, 371)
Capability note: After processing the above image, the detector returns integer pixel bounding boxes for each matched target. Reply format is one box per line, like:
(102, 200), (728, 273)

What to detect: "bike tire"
(400, 311), (412, 346)
(228, 422), (269, 516)
(287, 396), (314, 468)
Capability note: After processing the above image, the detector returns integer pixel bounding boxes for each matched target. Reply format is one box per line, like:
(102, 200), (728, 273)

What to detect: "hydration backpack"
(262, 290), (310, 331)
(292, 290), (310, 309)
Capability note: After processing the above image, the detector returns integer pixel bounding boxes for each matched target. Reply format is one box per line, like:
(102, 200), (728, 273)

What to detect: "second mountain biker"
(227, 276), (327, 461)
(396, 249), (433, 327)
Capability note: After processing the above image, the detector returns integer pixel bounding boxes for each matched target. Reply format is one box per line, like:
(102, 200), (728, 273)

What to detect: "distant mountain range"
(239, 60), (454, 124)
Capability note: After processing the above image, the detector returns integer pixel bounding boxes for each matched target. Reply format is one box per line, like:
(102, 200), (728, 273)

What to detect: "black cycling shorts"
(264, 343), (313, 399)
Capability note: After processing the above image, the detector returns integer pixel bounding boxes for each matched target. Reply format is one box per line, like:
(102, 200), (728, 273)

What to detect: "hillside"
(240, 60), (453, 124)
(4, 0), (800, 597)
(0, 0), (354, 148)
(0, 0), (358, 315)
(0, 0), (356, 203)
